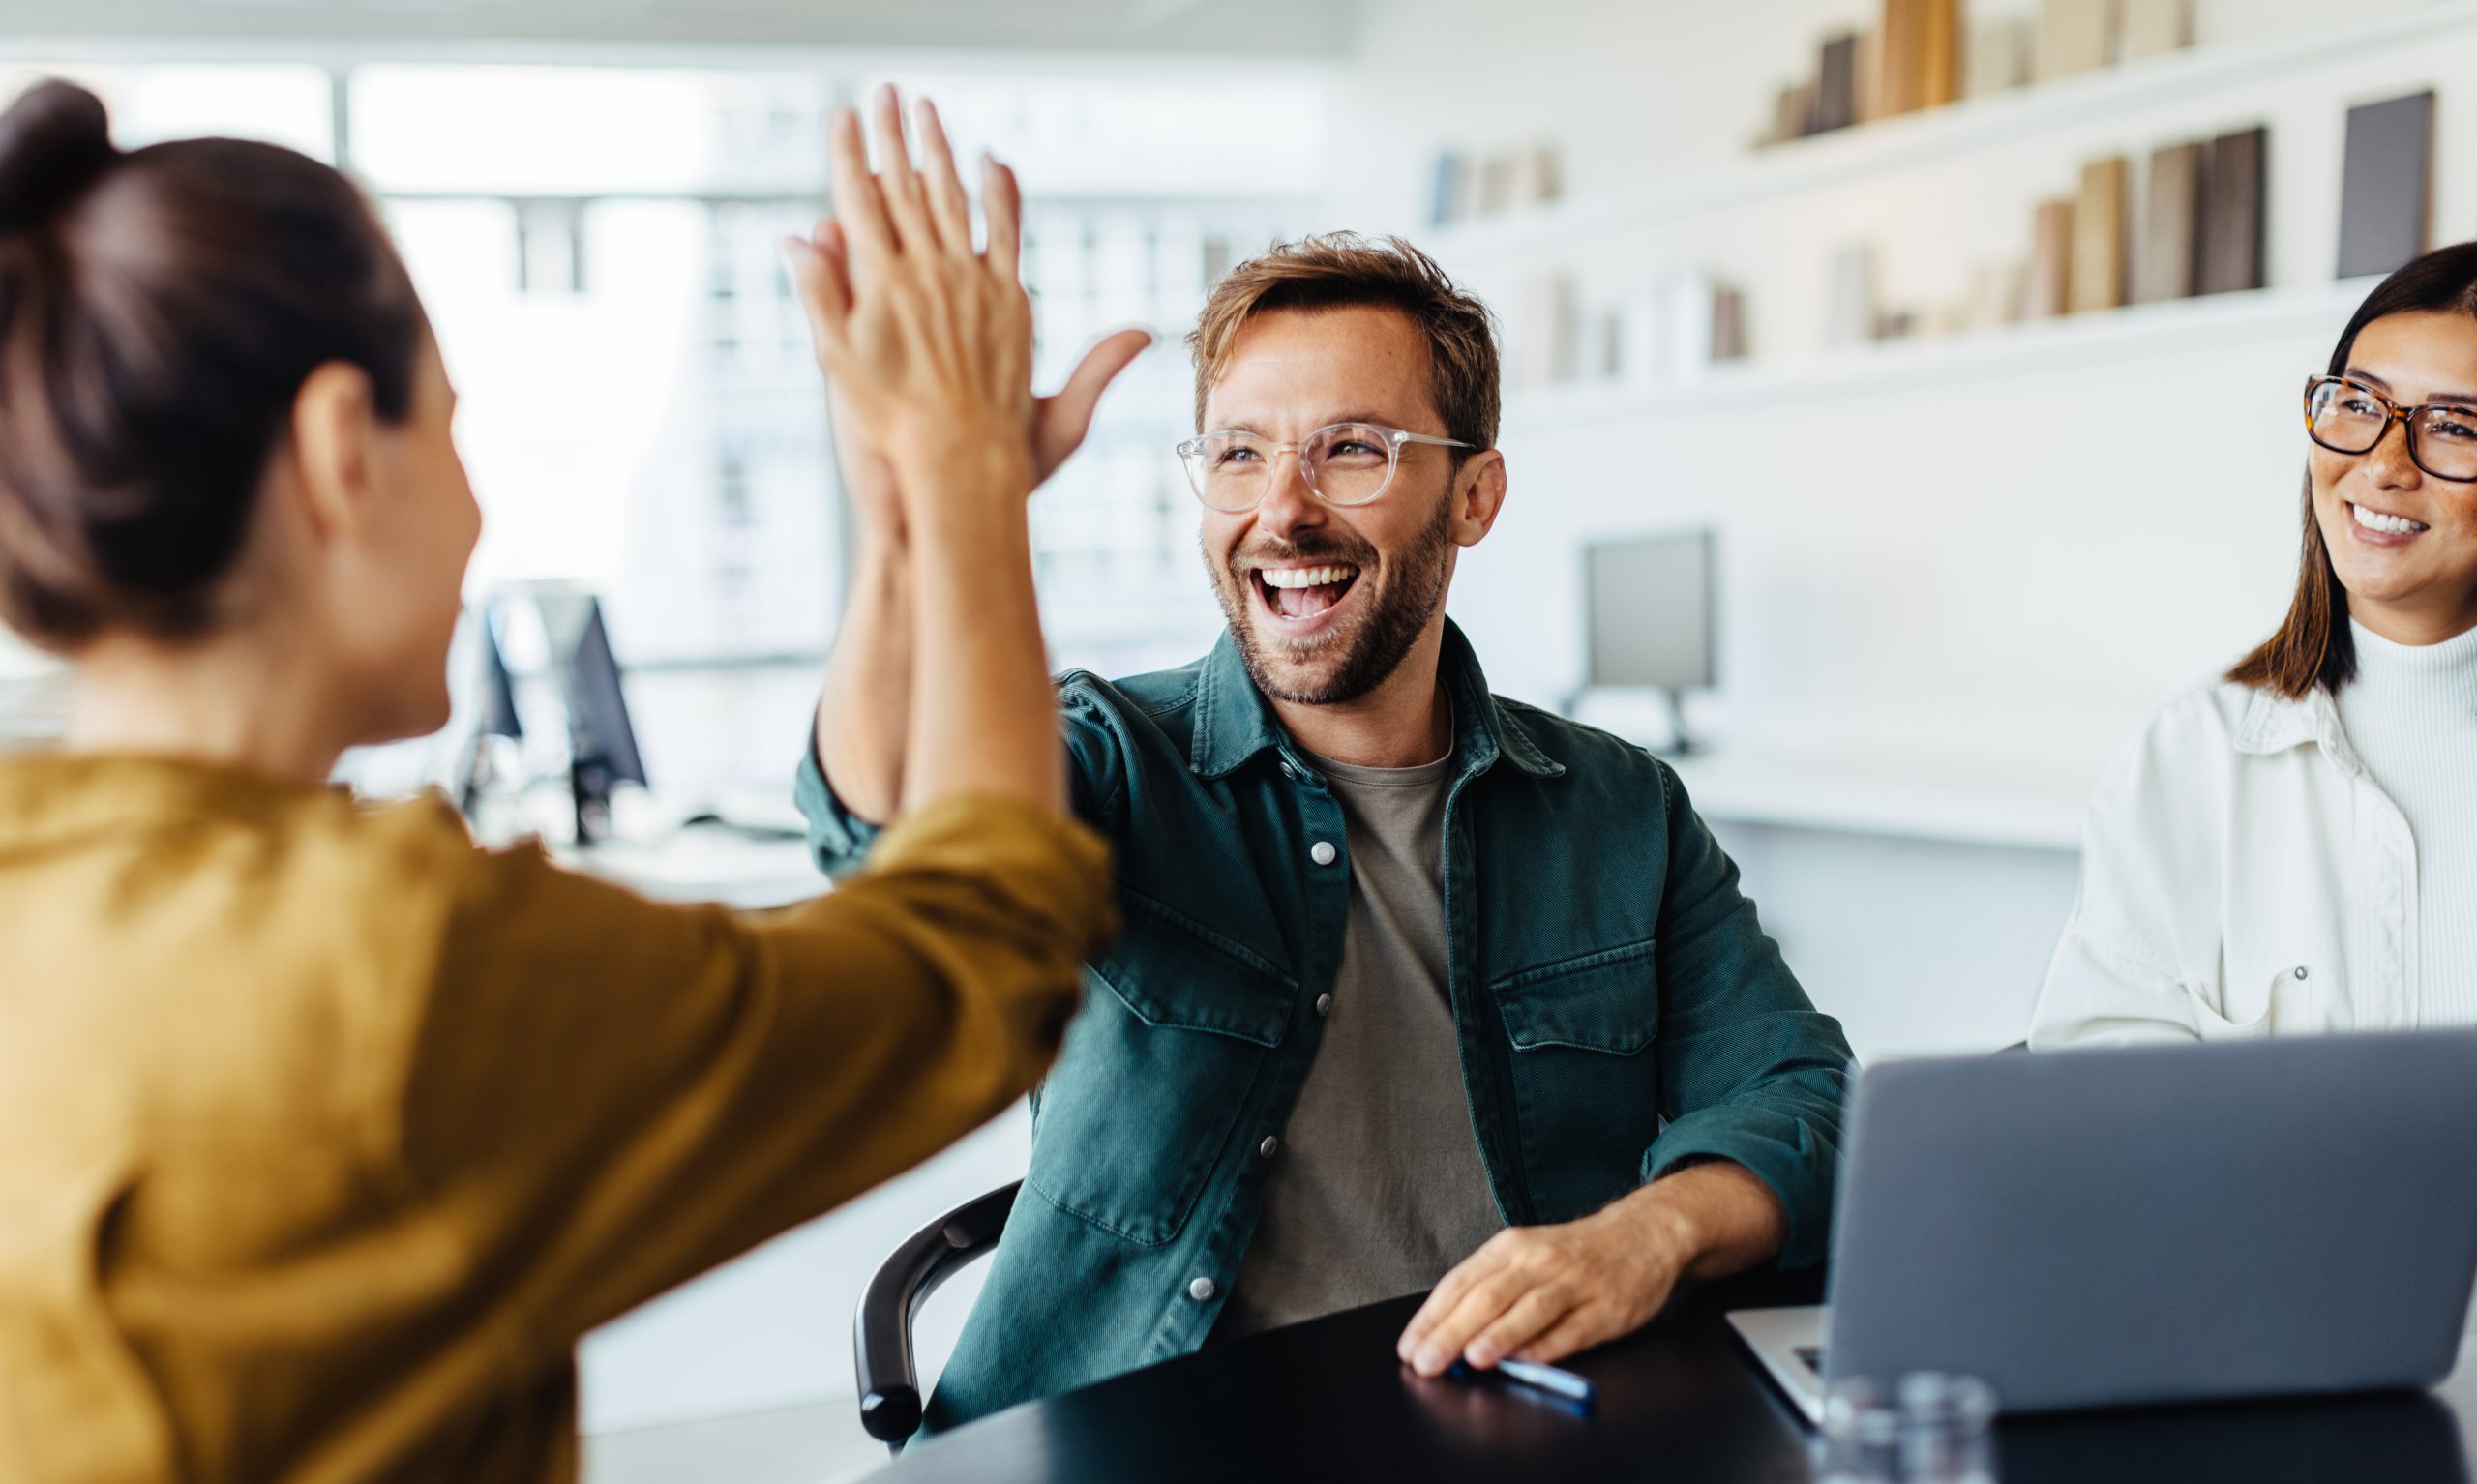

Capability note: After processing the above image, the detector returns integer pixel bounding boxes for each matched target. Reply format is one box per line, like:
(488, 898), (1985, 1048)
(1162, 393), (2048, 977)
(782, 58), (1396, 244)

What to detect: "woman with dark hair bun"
(0, 80), (1129, 1480)
(2032, 243), (2477, 1047)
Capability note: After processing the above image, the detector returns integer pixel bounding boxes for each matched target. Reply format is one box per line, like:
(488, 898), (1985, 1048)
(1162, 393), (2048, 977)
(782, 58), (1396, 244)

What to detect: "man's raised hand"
(786, 87), (1149, 525)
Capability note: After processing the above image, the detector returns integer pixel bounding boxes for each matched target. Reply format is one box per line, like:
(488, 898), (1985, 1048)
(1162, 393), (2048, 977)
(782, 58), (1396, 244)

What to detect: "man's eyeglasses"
(1175, 422), (1474, 513)
(2304, 374), (2477, 483)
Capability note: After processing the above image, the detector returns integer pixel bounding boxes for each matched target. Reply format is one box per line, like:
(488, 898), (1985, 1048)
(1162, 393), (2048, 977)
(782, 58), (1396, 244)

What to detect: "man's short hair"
(1185, 232), (1500, 458)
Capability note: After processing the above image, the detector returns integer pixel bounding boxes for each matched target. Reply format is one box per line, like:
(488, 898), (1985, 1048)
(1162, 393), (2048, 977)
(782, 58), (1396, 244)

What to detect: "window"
(0, 59), (1328, 787)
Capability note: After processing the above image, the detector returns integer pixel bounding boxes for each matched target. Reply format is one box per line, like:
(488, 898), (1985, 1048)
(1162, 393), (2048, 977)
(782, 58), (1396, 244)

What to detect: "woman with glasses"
(2031, 243), (2477, 1047)
(0, 81), (1118, 1480)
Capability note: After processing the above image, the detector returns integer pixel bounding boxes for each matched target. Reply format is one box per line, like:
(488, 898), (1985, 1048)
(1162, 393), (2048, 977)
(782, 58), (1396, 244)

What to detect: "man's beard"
(1206, 494), (1455, 707)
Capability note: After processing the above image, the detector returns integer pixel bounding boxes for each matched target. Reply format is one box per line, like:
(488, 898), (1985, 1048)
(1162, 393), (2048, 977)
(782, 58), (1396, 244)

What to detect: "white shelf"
(1502, 275), (2374, 423)
(1432, 3), (2477, 260)
(1665, 744), (2092, 852)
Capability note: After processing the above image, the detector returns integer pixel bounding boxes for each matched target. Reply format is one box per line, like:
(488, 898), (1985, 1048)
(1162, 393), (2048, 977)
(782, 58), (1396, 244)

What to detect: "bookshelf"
(1430, 1), (2477, 266)
(1502, 275), (2377, 424)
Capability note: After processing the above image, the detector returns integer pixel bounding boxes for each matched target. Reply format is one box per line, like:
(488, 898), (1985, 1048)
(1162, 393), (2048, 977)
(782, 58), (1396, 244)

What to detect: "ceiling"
(0, 0), (1363, 55)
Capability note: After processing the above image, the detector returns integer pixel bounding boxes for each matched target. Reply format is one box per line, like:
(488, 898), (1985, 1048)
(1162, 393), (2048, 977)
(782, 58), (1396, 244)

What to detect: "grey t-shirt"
(1215, 746), (1506, 1339)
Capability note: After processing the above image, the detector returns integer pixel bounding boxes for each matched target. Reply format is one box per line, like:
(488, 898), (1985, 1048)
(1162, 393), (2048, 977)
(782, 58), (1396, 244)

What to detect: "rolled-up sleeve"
(798, 682), (1127, 881)
(1637, 762), (1853, 1271)
(399, 793), (1116, 1349)
(795, 728), (886, 880)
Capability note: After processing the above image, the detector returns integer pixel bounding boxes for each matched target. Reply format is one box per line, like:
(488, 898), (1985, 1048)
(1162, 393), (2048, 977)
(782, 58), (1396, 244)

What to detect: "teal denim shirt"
(796, 622), (1853, 1431)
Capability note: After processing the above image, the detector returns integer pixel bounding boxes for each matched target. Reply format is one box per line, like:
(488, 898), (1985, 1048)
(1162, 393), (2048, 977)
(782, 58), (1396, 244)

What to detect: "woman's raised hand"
(788, 87), (1148, 534)
(787, 86), (1038, 510)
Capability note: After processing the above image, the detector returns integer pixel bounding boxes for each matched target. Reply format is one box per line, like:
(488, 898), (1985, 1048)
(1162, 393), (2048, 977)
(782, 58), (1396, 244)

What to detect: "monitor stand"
(1659, 686), (1701, 757)
(571, 752), (620, 846)
(1563, 685), (1702, 756)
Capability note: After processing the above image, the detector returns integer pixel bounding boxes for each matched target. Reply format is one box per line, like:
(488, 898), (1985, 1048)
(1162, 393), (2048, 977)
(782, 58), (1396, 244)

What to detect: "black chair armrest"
(853, 1180), (1020, 1449)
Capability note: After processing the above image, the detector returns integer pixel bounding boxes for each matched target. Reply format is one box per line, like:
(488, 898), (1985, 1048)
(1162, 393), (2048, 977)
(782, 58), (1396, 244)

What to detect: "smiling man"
(798, 233), (1853, 1429)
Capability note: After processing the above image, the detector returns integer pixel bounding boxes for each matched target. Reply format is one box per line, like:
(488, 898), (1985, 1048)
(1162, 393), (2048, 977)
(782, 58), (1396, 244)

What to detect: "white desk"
(556, 828), (823, 909)
(1663, 745), (2093, 853)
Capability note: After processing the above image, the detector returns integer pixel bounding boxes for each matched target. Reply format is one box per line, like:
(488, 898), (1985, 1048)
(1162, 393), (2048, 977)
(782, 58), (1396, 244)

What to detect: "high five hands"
(785, 85), (1152, 538)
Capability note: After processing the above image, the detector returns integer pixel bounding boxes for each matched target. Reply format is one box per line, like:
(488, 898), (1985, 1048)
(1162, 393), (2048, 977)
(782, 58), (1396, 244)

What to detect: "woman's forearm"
(895, 441), (1061, 816)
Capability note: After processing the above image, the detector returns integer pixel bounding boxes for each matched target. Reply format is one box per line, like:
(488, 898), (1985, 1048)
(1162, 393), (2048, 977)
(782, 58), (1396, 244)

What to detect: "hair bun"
(0, 80), (117, 235)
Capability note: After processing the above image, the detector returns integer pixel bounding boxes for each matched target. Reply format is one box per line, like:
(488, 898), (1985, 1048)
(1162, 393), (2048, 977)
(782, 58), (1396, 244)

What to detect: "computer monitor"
(1580, 529), (1716, 753)
(473, 612), (522, 743)
(528, 590), (647, 845)
(453, 608), (524, 817)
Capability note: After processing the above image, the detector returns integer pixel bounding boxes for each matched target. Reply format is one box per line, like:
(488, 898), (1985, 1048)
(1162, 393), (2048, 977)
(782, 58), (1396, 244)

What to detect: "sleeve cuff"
(868, 793), (1119, 963)
(794, 726), (885, 879)
(1641, 1103), (1841, 1271)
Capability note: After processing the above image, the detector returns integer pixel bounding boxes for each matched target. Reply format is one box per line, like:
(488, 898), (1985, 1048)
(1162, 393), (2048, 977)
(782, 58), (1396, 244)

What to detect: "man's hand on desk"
(1396, 1161), (1787, 1377)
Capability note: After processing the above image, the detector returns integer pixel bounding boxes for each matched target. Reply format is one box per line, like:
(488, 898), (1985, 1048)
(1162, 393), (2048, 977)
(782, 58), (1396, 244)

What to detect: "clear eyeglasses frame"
(2303, 374), (2477, 484)
(1173, 422), (1476, 513)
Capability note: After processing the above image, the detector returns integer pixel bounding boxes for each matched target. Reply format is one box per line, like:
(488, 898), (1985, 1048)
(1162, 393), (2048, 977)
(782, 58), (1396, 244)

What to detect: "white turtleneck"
(2335, 618), (2477, 1025)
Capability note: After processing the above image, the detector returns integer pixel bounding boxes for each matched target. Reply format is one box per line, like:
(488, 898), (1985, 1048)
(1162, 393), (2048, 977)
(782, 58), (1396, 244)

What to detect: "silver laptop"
(1732, 1031), (2477, 1422)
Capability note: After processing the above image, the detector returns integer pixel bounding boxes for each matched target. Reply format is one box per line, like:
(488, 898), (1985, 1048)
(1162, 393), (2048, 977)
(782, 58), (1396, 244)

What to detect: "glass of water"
(1814, 1373), (1998, 1484)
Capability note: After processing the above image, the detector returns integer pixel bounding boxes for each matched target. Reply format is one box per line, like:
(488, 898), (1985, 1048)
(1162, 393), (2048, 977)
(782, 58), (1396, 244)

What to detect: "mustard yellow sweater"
(0, 754), (1112, 1482)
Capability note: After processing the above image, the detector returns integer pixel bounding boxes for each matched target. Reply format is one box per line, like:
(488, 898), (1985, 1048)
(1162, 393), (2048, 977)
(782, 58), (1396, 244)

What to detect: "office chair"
(853, 1180), (1018, 1451)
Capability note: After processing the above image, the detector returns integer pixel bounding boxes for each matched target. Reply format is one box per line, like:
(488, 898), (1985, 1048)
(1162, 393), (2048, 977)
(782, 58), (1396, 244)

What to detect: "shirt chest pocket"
(1490, 939), (1664, 1216)
(1026, 896), (1294, 1247)
(2200, 959), (2347, 1038)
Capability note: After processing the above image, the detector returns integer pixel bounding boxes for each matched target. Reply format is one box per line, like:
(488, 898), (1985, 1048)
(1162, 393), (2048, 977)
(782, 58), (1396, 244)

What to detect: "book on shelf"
(1428, 152), (1468, 228)
(1881, 0), (1962, 115)
(2120, 0), (2191, 59)
(1770, 80), (1821, 144)
(1617, 272), (1743, 384)
(2070, 155), (2130, 314)
(2136, 140), (2204, 303)
(2024, 198), (2076, 318)
(1815, 32), (1862, 133)
(1477, 154), (1520, 215)
(1591, 310), (1625, 382)
(1828, 244), (1879, 347)
(1656, 271), (1718, 382)
(1514, 273), (1580, 387)
(1622, 282), (1662, 388)
(1855, 29), (1886, 125)
(1966, 15), (2036, 97)
(2034, 0), (2115, 83)
(2336, 90), (2434, 281)
(1963, 260), (2027, 330)
(2197, 125), (2268, 295)
(1513, 143), (1564, 208)
(1712, 285), (1750, 364)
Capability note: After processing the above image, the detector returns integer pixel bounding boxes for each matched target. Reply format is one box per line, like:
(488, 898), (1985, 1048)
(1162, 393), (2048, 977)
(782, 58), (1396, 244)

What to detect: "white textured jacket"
(2029, 678), (2422, 1047)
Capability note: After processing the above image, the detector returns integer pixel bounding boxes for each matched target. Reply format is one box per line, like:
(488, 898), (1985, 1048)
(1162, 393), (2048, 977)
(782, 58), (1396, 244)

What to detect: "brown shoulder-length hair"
(1185, 232), (1500, 458)
(2228, 242), (2477, 697)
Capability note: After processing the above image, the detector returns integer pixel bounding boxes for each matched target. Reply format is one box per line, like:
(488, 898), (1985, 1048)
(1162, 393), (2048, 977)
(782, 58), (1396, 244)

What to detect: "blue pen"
(1447, 1356), (1598, 1407)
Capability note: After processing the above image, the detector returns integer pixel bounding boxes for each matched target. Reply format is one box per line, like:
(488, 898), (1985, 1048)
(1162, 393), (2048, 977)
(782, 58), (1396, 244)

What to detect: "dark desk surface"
(870, 1267), (2473, 1484)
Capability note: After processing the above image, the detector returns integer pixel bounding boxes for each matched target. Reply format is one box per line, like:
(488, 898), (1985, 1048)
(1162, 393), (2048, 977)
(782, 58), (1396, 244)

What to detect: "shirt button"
(1188, 1277), (1217, 1302)
(1260, 1136), (1279, 1159)
(1309, 840), (1337, 866)
(1315, 993), (1332, 1017)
